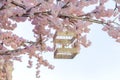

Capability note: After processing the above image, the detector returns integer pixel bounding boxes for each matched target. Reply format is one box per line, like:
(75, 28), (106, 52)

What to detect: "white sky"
(11, 0), (120, 80)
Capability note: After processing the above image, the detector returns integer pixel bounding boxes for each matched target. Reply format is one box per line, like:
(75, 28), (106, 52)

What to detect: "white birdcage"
(53, 30), (79, 59)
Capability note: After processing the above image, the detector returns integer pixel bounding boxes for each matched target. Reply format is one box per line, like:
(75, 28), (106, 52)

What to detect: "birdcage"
(53, 30), (79, 59)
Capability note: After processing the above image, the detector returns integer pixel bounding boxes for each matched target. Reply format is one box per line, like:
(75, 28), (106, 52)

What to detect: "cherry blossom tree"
(0, 0), (120, 80)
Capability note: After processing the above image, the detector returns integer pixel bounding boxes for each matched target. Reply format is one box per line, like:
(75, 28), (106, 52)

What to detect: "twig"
(0, 41), (37, 56)
(112, 21), (120, 26)
(113, 12), (120, 22)
(11, 1), (26, 9)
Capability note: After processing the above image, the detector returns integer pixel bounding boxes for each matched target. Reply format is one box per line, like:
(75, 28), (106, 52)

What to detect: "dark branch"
(11, 1), (26, 9)
(22, 10), (51, 17)
(61, 1), (70, 8)
(0, 5), (5, 10)
(26, 2), (41, 13)
(0, 49), (23, 56)
(0, 53), (11, 55)
(0, 41), (37, 56)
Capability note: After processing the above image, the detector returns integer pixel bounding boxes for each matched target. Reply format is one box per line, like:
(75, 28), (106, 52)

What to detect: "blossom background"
(12, 1), (120, 80)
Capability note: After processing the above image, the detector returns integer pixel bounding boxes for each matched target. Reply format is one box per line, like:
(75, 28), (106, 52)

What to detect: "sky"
(11, 1), (120, 80)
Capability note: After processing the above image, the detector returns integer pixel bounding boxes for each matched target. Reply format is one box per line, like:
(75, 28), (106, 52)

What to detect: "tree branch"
(21, 10), (108, 26)
(0, 1), (109, 26)
(11, 1), (26, 10)
(0, 49), (22, 55)
(0, 1), (119, 26)
(58, 14), (107, 25)
(0, 41), (37, 56)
